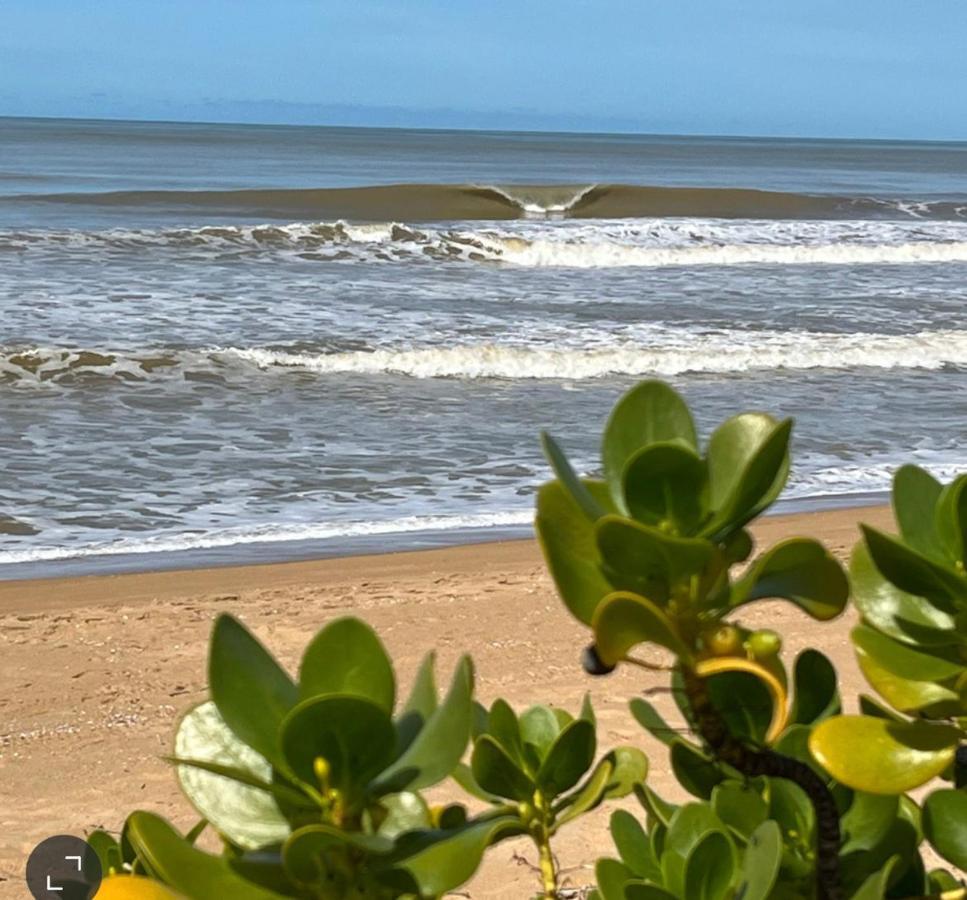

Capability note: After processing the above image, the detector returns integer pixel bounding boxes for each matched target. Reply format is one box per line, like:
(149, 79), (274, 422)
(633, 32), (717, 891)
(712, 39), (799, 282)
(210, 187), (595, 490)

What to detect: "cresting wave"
(5, 181), (967, 221)
(3, 329), (966, 385)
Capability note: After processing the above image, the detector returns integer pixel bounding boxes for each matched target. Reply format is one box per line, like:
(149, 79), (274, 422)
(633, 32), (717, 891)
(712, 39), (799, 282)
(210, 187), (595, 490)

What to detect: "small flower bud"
(746, 629), (782, 659)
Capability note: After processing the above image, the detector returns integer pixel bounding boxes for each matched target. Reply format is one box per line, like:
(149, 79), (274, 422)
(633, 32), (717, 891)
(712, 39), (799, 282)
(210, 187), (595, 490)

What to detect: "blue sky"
(2, 0), (967, 139)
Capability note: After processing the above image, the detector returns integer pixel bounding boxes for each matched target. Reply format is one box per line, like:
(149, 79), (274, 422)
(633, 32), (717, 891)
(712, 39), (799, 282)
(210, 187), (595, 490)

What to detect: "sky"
(3, 0), (967, 139)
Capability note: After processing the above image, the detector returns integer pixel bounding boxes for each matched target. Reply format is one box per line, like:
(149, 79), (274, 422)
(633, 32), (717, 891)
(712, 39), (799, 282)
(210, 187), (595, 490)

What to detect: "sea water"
(0, 117), (964, 575)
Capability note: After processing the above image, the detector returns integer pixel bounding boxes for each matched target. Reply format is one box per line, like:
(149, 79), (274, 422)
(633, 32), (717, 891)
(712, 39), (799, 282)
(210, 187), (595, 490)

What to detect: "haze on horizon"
(3, 0), (967, 141)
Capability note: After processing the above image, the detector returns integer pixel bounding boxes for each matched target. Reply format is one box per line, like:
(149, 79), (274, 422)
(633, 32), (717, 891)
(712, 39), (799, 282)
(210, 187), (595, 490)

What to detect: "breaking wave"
(2, 329), (965, 385)
(5, 181), (967, 222)
(9, 217), (967, 269)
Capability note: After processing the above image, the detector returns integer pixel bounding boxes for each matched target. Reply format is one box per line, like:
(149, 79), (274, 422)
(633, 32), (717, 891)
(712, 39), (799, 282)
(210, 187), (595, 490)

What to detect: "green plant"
(72, 379), (967, 899)
(536, 380), (855, 896)
(100, 614), (520, 899)
(810, 466), (967, 874)
(455, 696), (648, 897)
(603, 652), (939, 899)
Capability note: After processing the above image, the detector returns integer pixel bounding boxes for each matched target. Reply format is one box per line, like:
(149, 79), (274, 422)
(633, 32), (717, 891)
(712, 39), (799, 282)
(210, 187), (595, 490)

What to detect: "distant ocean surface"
(1, 116), (965, 576)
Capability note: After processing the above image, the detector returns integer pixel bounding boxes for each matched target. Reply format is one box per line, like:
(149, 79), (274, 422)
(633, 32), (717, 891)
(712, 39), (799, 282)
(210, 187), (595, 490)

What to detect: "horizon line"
(4, 111), (967, 148)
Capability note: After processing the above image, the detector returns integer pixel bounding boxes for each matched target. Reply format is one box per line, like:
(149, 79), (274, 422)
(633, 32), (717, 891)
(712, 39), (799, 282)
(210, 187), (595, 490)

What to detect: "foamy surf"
(2, 328), (965, 385)
(9, 216), (967, 268)
(0, 510), (534, 565)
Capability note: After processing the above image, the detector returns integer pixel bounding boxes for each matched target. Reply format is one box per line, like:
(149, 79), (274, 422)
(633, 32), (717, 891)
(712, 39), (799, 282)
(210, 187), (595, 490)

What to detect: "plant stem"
(537, 834), (558, 900)
(681, 667), (842, 900)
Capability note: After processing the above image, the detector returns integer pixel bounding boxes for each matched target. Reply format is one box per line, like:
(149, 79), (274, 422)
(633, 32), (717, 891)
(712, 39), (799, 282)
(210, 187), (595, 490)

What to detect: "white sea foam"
(224, 329), (967, 379)
(2, 327), (965, 385)
(9, 215), (967, 269)
(0, 510), (533, 565)
(490, 236), (967, 268)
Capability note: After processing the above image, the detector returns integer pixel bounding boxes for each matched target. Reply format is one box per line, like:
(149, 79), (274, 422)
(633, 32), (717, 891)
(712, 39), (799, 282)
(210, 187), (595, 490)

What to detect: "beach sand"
(0, 505), (893, 898)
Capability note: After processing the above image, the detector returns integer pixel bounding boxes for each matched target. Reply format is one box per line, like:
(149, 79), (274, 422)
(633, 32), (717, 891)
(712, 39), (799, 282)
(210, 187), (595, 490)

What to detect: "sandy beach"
(0, 504), (896, 897)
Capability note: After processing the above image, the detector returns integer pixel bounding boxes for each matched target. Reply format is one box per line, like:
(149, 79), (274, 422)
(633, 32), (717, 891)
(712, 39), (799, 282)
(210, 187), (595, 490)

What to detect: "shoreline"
(0, 503), (890, 614)
(0, 503), (894, 897)
(0, 489), (890, 584)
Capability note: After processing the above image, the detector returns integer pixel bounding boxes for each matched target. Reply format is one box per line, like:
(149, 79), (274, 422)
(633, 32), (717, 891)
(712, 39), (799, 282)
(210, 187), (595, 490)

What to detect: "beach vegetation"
(538, 381), (965, 899)
(81, 380), (965, 899)
(457, 696), (648, 897)
(810, 466), (967, 873)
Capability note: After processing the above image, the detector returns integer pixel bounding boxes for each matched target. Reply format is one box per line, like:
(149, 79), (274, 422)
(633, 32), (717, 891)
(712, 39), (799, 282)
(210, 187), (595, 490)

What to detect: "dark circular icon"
(26, 835), (102, 900)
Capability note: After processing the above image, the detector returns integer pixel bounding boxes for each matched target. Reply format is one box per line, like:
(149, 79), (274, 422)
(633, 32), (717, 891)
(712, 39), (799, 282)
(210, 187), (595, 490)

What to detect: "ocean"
(1, 116), (965, 577)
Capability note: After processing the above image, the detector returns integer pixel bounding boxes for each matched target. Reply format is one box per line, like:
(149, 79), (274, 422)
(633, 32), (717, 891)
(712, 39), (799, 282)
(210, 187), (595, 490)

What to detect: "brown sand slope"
(0, 506), (892, 897)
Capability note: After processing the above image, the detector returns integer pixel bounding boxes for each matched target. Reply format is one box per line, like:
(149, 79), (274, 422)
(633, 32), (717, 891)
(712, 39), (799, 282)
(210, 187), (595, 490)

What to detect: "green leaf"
(376, 656), (474, 792)
(471, 735), (533, 801)
(862, 525), (966, 614)
(840, 792), (899, 855)
(731, 538), (848, 620)
(702, 668), (775, 745)
(662, 803), (729, 896)
(280, 695), (396, 798)
(635, 784), (677, 829)
(712, 782), (768, 840)
(126, 811), (290, 900)
(209, 615), (298, 770)
(299, 617), (395, 713)
(848, 855), (899, 900)
(684, 831), (736, 900)
(486, 698), (524, 763)
(554, 755), (614, 827)
(630, 696), (679, 747)
(519, 704), (563, 763)
(594, 858), (637, 900)
(592, 590), (691, 667)
(285, 822), (393, 878)
(451, 762), (504, 804)
(604, 746), (649, 799)
(541, 431), (606, 521)
(537, 719), (596, 797)
(858, 693), (905, 722)
(376, 792), (433, 838)
(173, 701), (292, 850)
(857, 649), (961, 715)
(853, 624), (964, 714)
(772, 724), (827, 779)
(790, 649), (840, 725)
(928, 867), (965, 893)
(621, 442), (707, 533)
(893, 465), (944, 559)
(624, 885), (678, 900)
(609, 810), (657, 879)
(670, 740), (725, 800)
(396, 652), (438, 752)
(601, 380), (698, 511)
(850, 543), (957, 647)
(86, 831), (123, 877)
(536, 479), (615, 625)
(703, 414), (791, 538)
(809, 715), (962, 793)
(923, 789), (967, 870)
(766, 779), (815, 865)
(597, 515), (714, 595)
(936, 473), (967, 564)
(383, 815), (521, 897)
(734, 820), (782, 900)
